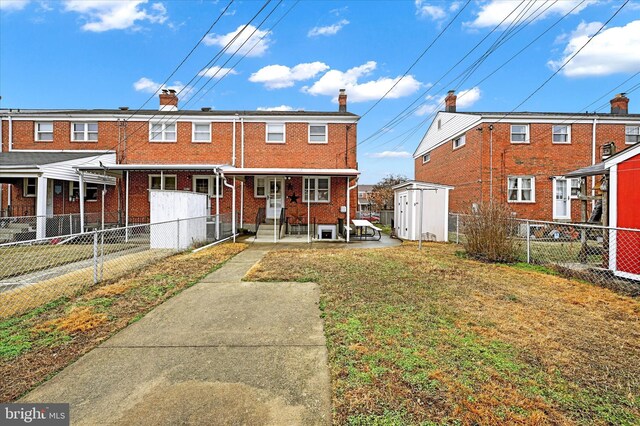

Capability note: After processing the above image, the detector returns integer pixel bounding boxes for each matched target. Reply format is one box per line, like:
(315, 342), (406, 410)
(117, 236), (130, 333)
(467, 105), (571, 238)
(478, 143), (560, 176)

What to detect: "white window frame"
(570, 178), (581, 199)
(149, 121), (177, 143)
(35, 122), (53, 142)
(71, 122), (99, 142)
(266, 123), (285, 144)
(422, 152), (430, 163)
(552, 177), (571, 220)
(192, 175), (223, 198)
(68, 181), (99, 202)
(625, 125), (640, 145)
(507, 176), (535, 203)
(510, 124), (529, 144)
(254, 177), (267, 198)
(192, 122), (211, 143)
(23, 178), (37, 197)
(452, 135), (466, 150)
(552, 124), (571, 144)
(308, 124), (328, 144)
(148, 174), (177, 191)
(303, 177), (331, 203)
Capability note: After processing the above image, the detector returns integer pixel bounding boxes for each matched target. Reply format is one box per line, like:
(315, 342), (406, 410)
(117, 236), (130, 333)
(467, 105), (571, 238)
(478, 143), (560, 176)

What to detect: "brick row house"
(0, 89), (360, 241)
(413, 91), (640, 222)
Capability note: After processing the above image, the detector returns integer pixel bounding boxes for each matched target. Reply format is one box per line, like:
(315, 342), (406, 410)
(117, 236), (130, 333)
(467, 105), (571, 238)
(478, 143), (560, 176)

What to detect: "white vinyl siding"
(510, 124), (529, 144)
(72, 122), (98, 142)
(192, 175), (222, 197)
(303, 177), (330, 203)
(192, 123), (211, 143)
(149, 122), (177, 142)
(266, 123), (285, 143)
(35, 122), (53, 142)
(626, 126), (640, 144)
(452, 135), (465, 149)
(552, 125), (570, 144)
(507, 176), (535, 203)
(309, 124), (328, 144)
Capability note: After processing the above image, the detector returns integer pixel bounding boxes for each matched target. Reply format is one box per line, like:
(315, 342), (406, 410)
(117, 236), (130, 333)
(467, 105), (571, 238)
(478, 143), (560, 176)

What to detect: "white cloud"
(198, 66), (238, 79)
(256, 105), (294, 111)
(0, 0), (30, 10)
(368, 151), (411, 159)
(303, 61), (422, 103)
(308, 19), (349, 37)
(554, 20), (602, 44)
(133, 77), (184, 94)
(414, 1), (446, 20)
(204, 24), (271, 57)
(63, 0), (168, 32)
(249, 62), (330, 89)
(466, 0), (595, 29)
(415, 87), (481, 116)
(548, 20), (640, 77)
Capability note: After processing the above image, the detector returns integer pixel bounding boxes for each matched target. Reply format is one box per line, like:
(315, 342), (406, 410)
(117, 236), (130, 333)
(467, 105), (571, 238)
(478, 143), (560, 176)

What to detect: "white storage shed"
(393, 181), (453, 242)
(149, 190), (208, 250)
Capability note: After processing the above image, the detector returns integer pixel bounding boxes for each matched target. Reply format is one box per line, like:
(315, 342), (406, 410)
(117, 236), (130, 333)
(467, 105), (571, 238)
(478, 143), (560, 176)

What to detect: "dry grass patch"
(0, 242), (246, 402)
(246, 243), (640, 425)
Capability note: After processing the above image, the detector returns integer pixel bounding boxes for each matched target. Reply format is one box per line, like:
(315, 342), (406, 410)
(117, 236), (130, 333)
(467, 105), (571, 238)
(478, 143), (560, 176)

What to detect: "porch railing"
(255, 207), (266, 234)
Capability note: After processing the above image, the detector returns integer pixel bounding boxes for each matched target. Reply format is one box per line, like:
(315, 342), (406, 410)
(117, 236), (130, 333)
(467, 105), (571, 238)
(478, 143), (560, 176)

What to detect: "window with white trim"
(507, 176), (534, 202)
(422, 152), (430, 163)
(35, 122), (53, 142)
(510, 124), (529, 143)
(626, 126), (640, 144)
(23, 178), (37, 197)
(570, 178), (581, 198)
(149, 175), (177, 191)
(552, 125), (570, 143)
(266, 123), (285, 143)
(309, 124), (327, 144)
(149, 122), (177, 142)
(303, 177), (330, 203)
(72, 122), (98, 142)
(69, 181), (98, 202)
(453, 135), (465, 149)
(192, 175), (222, 197)
(254, 177), (266, 198)
(192, 123), (211, 143)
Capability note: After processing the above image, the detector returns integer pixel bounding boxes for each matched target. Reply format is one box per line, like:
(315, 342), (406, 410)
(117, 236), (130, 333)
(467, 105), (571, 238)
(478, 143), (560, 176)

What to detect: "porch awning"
(76, 163), (229, 178)
(564, 162), (607, 178)
(221, 167), (360, 177)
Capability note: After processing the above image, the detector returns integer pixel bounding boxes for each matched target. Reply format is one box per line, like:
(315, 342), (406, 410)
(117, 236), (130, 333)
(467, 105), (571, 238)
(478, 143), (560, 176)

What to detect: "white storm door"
(266, 178), (284, 219)
(553, 178), (570, 220)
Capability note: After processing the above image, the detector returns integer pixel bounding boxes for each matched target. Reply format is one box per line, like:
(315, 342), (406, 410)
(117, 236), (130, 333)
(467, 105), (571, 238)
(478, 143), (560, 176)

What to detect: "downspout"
(232, 116), (237, 167)
(218, 169), (237, 242)
(591, 116), (597, 205)
(8, 112), (13, 151)
(76, 170), (85, 232)
(489, 124), (494, 204)
(240, 116), (245, 229)
(346, 177), (359, 243)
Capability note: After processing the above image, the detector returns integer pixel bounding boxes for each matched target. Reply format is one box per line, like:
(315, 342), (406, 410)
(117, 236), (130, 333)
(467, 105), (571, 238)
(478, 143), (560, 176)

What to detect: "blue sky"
(1, 0), (639, 183)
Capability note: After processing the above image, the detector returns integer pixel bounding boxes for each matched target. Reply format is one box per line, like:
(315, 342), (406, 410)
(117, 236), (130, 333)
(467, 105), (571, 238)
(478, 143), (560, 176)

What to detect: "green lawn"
(247, 243), (640, 425)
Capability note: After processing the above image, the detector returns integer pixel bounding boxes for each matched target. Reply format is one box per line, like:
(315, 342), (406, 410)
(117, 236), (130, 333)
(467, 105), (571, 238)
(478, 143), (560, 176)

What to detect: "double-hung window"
(72, 122), (98, 142)
(510, 124), (529, 144)
(570, 178), (581, 198)
(266, 123), (285, 143)
(422, 152), (430, 163)
(192, 176), (222, 197)
(552, 125), (570, 143)
(69, 182), (98, 202)
(626, 126), (640, 144)
(192, 123), (211, 143)
(507, 176), (535, 203)
(23, 178), (37, 197)
(453, 135), (465, 149)
(303, 177), (330, 203)
(149, 175), (177, 191)
(150, 122), (176, 142)
(309, 124), (327, 144)
(254, 177), (266, 198)
(35, 122), (53, 142)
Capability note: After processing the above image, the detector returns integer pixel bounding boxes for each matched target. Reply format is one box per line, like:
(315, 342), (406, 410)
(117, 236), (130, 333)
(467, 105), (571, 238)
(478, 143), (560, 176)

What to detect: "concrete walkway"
(21, 247), (332, 425)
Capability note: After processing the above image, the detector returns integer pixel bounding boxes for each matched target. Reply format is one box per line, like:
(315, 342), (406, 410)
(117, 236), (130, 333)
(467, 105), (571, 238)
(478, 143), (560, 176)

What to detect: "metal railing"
(449, 213), (640, 292)
(255, 208), (266, 234)
(0, 215), (237, 319)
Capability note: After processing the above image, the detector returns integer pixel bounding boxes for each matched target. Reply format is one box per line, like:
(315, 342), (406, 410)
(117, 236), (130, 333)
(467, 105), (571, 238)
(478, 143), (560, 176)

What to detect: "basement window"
(626, 126), (640, 144)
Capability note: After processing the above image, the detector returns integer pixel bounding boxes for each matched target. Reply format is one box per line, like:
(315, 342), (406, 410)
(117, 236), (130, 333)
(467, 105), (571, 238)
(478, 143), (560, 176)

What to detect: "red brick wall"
(416, 121), (634, 221)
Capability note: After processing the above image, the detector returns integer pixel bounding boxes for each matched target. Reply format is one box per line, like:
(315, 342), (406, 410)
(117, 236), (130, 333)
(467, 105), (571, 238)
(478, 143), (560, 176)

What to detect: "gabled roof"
(413, 112), (481, 158)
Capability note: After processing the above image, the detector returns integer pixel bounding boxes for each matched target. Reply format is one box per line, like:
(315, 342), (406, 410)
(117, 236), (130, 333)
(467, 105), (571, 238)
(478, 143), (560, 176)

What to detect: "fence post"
(456, 214), (460, 244)
(526, 220), (531, 264)
(93, 230), (98, 284)
(100, 230), (105, 281)
(176, 218), (181, 251)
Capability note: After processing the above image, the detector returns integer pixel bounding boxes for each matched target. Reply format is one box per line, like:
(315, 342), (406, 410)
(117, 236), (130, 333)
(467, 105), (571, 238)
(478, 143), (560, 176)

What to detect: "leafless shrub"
(463, 204), (519, 263)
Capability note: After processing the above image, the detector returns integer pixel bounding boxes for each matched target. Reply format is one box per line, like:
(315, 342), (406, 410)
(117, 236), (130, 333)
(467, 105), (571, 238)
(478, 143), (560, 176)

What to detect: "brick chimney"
(159, 89), (178, 111)
(338, 89), (347, 112)
(445, 90), (457, 113)
(610, 93), (629, 115)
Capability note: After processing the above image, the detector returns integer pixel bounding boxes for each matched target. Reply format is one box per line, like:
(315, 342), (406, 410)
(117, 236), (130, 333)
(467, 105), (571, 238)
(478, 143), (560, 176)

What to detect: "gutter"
(217, 168), (237, 242)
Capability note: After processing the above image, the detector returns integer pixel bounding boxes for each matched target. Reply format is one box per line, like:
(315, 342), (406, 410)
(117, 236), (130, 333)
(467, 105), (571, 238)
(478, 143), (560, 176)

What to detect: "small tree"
(463, 203), (519, 263)
(369, 174), (408, 211)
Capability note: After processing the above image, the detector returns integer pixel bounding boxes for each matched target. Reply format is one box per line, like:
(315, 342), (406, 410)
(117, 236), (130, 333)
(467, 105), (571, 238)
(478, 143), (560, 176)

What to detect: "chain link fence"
(449, 213), (640, 294)
(0, 214), (237, 318)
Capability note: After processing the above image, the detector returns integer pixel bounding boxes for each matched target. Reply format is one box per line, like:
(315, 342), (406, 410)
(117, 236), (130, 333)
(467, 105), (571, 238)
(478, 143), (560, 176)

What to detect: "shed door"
(397, 193), (409, 239)
(616, 154), (640, 278)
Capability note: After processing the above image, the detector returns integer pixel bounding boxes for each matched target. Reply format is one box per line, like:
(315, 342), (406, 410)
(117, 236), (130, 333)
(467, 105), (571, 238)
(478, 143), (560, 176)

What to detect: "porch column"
(346, 177), (350, 243)
(35, 176), (48, 239)
(125, 171), (129, 242)
(307, 178), (311, 243)
(273, 177), (277, 243)
(215, 174), (220, 240)
(79, 173), (85, 232)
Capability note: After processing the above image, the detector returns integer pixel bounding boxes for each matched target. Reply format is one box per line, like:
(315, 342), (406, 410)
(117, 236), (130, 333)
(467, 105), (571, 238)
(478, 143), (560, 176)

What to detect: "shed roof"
(0, 151), (109, 167)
